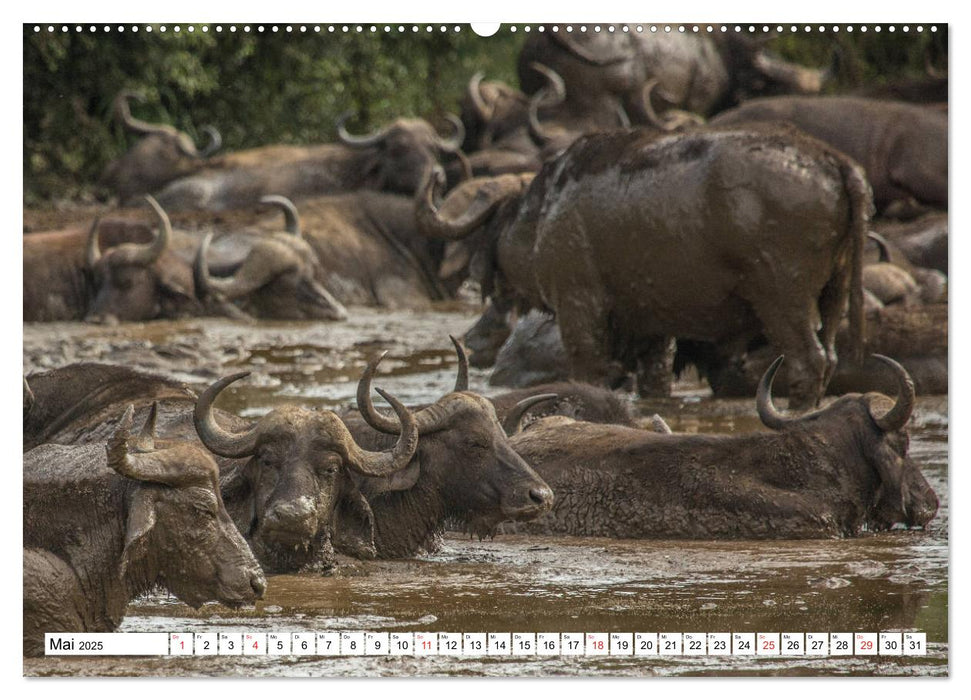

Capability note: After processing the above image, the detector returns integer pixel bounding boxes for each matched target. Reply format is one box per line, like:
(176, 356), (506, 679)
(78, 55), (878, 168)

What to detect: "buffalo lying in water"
(418, 124), (871, 410)
(100, 91), (222, 203)
(193, 195), (348, 321)
(144, 113), (468, 212)
(24, 195), (346, 323)
(23, 405), (265, 657)
(510, 356), (938, 539)
(23, 363), (197, 451)
(193, 374), (420, 572)
(338, 338), (555, 558)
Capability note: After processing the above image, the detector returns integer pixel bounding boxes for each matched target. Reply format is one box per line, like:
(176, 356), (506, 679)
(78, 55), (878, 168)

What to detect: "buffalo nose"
(529, 485), (554, 508)
(251, 572), (267, 599)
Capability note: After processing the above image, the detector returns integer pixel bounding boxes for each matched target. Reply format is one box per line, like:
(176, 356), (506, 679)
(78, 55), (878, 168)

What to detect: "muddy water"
(23, 306), (948, 677)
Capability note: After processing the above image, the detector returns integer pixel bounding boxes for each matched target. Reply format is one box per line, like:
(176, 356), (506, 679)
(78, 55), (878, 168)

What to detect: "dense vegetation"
(23, 24), (946, 204)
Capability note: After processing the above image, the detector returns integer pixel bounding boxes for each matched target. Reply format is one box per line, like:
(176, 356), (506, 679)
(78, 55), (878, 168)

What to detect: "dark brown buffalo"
(23, 363), (198, 451)
(24, 405), (264, 657)
(287, 192), (457, 307)
(518, 30), (830, 124)
(193, 373), (419, 572)
(338, 339), (554, 558)
(862, 233), (946, 308)
(193, 195), (348, 320)
(710, 96), (947, 212)
(489, 382), (635, 429)
(24, 198), (201, 322)
(148, 114), (467, 212)
(702, 304), (947, 398)
(24, 196), (344, 323)
(873, 212), (947, 274)
(100, 91), (222, 204)
(511, 356), (938, 539)
(460, 72), (539, 155)
(417, 124), (871, 409)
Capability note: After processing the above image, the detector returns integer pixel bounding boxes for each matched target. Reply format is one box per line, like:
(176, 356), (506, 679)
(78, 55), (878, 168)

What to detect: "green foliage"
(23, 24), (946, 205)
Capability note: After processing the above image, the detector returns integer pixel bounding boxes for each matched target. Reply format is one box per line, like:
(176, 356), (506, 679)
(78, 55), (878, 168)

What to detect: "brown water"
(22, 306), (949, 677)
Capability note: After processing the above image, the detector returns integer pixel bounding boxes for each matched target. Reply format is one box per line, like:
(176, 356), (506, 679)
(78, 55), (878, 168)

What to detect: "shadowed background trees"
(23, 24), (946, 205)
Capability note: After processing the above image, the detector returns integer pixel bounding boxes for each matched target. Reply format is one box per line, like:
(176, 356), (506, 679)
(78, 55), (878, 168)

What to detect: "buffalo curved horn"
(756, 356), (791, 430)
(527, 62), (566, 145)
(197, 125), (222, 158)
(336, 111), (393, 148)
(468, 71), (494, 122)
(415, 166), (511, 241)
(868, 232), (892, 264)
(84, 214), (104, 270)
(192, 232), (220, 300)
(113, 195), (172, 267)
(502, 393), (558, 436)
(194, 372), (260, 458)
(339, 388), (420, 477)
(260, 195), (301, 237)
(23, 377), (35, 419)
(548, 30), (630, 67)
(436, 113), (466, 153)
(649, 414), (673, 434)
(107, 405), (197, 486)
(639, 80), (705, 132)
(357, 351), (401, 435)
(113, 90), (171, 137)
(357, 340), (472, 436)
(868, 355), (916, 433)
(450, 335), (469, 392)
(130, 401), (159, 453)
(752, 51), (826, 94)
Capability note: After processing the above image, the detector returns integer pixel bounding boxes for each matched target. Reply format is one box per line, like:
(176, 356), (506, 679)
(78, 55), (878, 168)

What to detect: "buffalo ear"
(331, 479), (377, 560)
(120, 488), (157, 578)
(871, 442), (907, 515)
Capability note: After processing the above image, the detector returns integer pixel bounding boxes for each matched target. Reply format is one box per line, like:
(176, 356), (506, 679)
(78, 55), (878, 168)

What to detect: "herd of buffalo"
(23, 28), (946, 657)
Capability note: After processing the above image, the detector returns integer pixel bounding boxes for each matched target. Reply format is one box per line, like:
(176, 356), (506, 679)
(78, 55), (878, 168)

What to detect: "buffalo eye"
(258, 447), (279, 468)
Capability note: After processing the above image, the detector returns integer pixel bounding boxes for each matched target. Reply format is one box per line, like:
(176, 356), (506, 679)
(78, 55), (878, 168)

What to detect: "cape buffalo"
(339, 338), (554, 558)
(147, 113), (468, 212)
(100, 91), (222, 203)
(24, 196), (345, 323)
(23, 363), (198, 451)
(518, 30), (831, 124)
(23, 405), (265, 657)
(287, 192), (457, 307)
(710, 96), (947, 212)
(417, 124), (871, 410)
(193, 195), (348, 321)
(510, 356), (938, 539)
(193, 373), (420, 572)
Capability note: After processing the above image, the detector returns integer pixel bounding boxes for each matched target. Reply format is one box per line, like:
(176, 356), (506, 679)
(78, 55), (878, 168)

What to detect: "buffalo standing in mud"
(711, 96), (947, 213)
(23, 405), (265, 657)
(418, 124), (871, 410)
(510, 356), (938, 539)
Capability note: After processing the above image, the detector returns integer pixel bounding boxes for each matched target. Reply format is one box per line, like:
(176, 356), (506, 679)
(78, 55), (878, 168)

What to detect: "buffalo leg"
(816, 277), (847, 391)
(635, 337), (675, 397)
(751, 299), (828, 410)
(556, 294), (627, 389)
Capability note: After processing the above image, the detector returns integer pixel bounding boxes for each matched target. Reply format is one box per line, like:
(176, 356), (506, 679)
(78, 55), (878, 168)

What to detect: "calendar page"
(21, 15), (949, 679)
